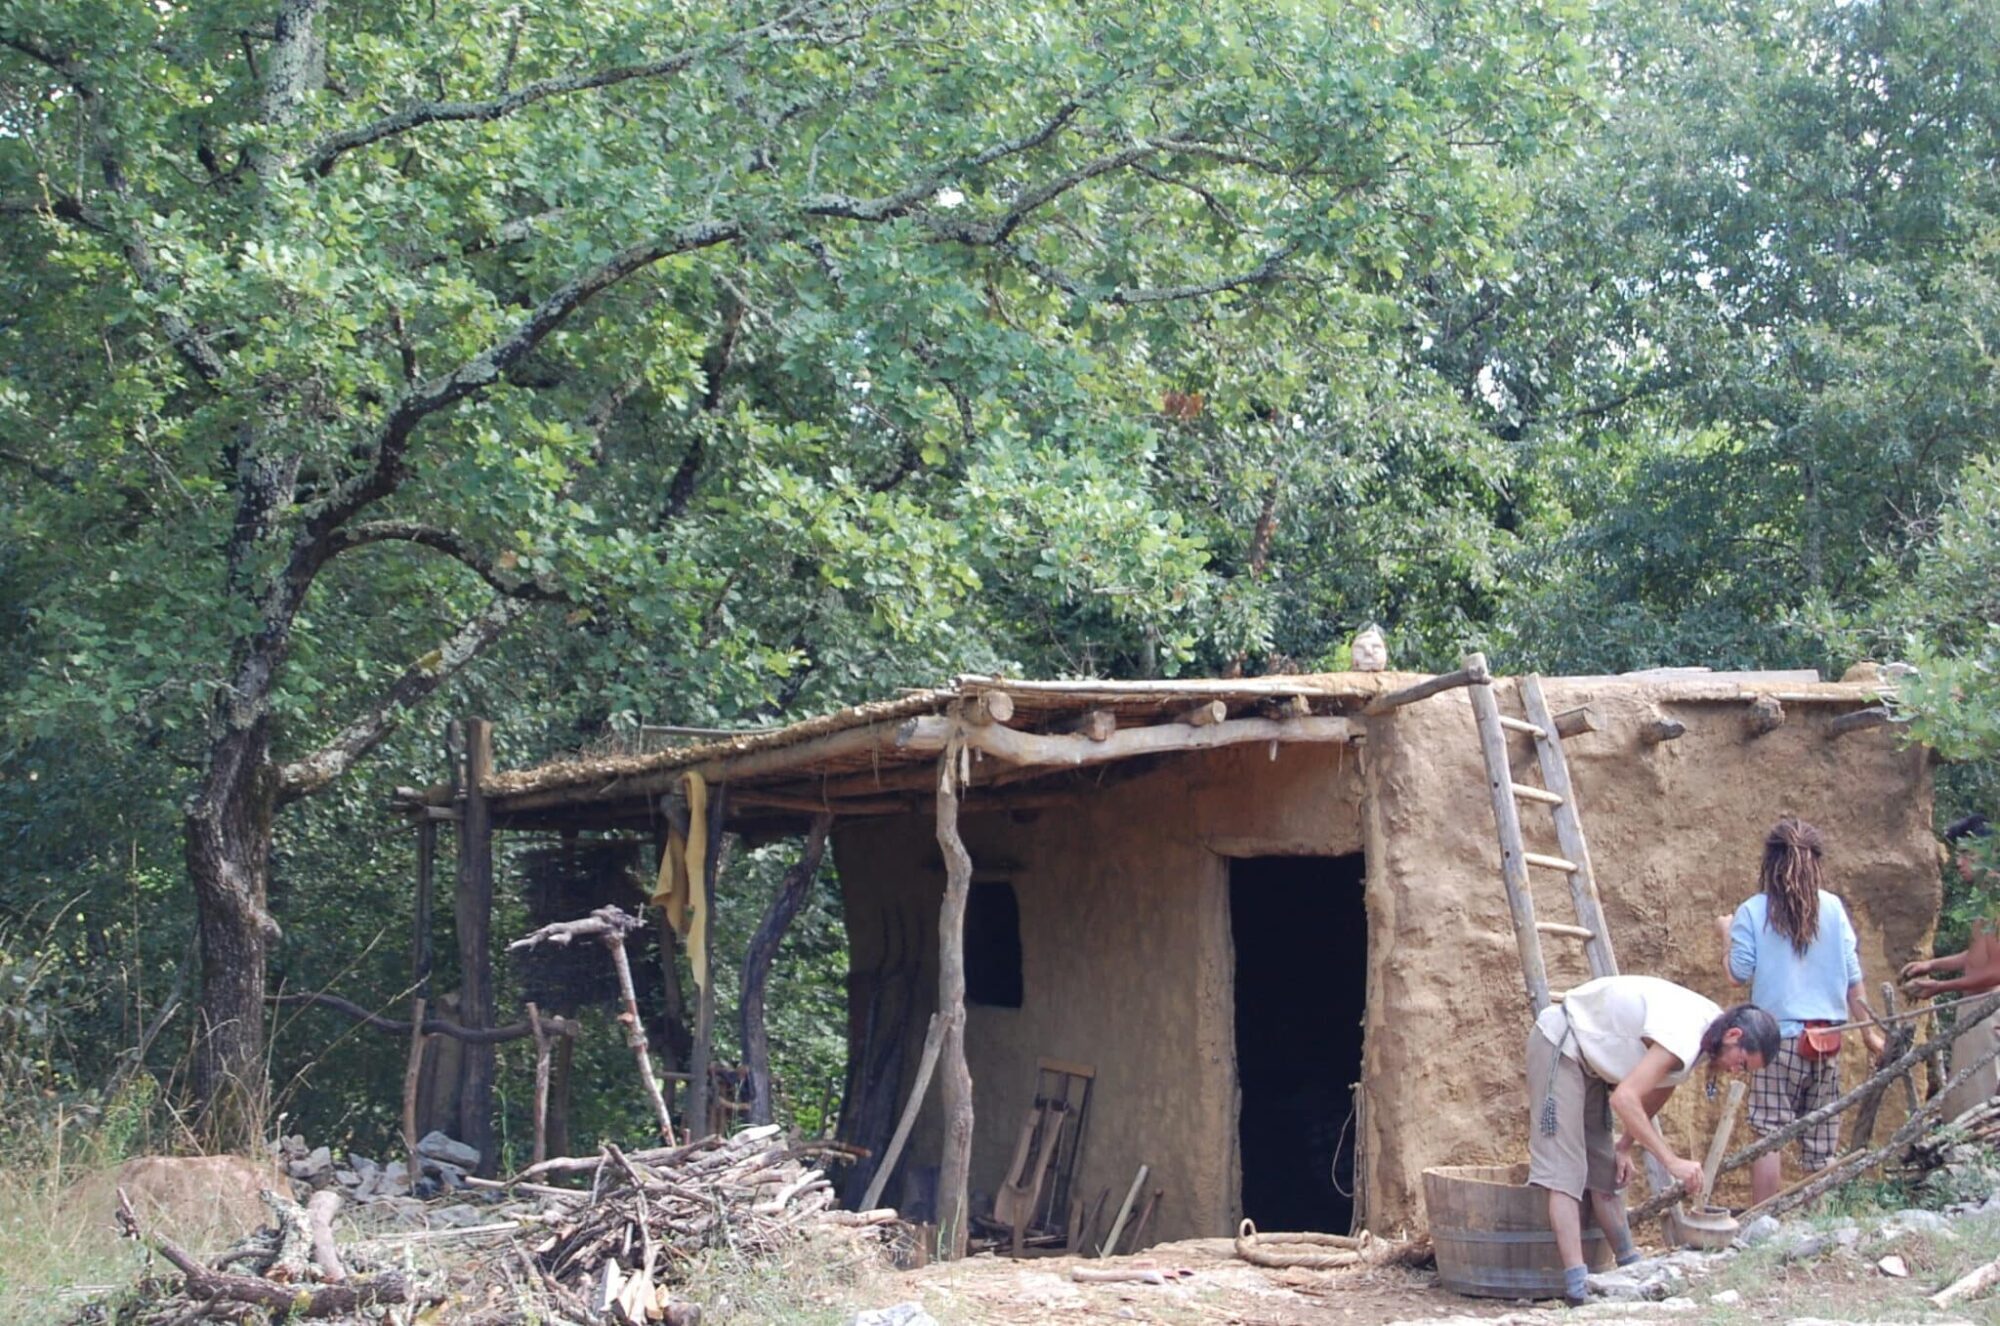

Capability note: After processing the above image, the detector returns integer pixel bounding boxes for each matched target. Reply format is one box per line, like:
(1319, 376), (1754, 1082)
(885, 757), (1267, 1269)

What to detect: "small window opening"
(965, 880), (1024, 1008)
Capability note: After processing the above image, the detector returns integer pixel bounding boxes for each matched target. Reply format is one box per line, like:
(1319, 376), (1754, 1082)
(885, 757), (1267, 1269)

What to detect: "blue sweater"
(1728, 891), (1862, 1036)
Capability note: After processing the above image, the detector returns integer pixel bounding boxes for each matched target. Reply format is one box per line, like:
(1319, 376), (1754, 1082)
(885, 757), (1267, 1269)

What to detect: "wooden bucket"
(1423, 1163), (1614, 1298)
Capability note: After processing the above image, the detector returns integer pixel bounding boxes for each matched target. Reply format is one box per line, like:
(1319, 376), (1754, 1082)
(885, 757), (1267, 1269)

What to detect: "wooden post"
(527, 1002), (552, 1166)
(740, 814), (832, 1125)
(860, 1012), (946, 1212)
(414, 820), (435, 997)
(935, 741), (976, 1260)
(455, 717), (497, 1174)
(687, 785), (729, 1138)
(402, 996), (427, 1194)
(1641, 718), (1686, 745)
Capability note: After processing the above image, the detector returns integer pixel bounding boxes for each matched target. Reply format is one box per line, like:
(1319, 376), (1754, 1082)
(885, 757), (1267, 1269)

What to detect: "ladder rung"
(1524, 851), (1579, 873)
(1511, 782), (1563, 806)
(1497, 715), (1543, 736)
(1536, 922), (1595, 940)
(1549, 989), (1569, 1003)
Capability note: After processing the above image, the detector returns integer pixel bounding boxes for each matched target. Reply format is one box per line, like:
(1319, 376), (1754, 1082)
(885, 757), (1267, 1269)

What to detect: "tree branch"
(302, 4), (828, 175)
(276, 595), (532, 802)
(323, 521), (566, 601)
(300, 219), (739, 552)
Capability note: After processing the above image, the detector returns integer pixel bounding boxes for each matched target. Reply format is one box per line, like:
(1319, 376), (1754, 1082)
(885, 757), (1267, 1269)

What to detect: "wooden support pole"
(935, 742), (976, 1260)
(1746, 694), (1786, 737)
(1177, 700), (1228, 727)
(740, 814), (832, 1125)
(859, 1012), (946, 1212)
(1055, 708), (1118, 741)
(1361, 658), (1490, 716)
(402, 995), (427, 1195)
(1100, 1164), (1149, 1257)
(413, 820), (435, 997)
(1641, 718), (1686, 745)
(1828, 705), (1893, 737)
(963, 691), (1015, 726)
(527, 1002), (552, 1167)
(687, 786), (728, 1140)
(1257, 695), (1309, 722)
(455, 717), (497, 1174)
(1552, 706), (1599, 739)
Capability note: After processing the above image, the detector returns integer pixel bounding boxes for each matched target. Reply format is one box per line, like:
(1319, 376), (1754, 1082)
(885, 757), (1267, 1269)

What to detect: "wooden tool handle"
(1699, 1080), (1747, 1200)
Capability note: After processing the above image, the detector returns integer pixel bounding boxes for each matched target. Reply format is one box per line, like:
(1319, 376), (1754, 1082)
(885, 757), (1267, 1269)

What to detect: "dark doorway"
(1231, 853), (1368, 1233)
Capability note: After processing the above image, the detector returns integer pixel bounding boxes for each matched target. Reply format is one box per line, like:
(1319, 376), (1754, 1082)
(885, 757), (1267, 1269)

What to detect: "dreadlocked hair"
(1761, 817), (1825, 956)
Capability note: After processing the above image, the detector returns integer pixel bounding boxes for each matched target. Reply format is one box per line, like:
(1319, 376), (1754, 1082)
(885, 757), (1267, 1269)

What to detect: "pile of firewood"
(509, 1124), (897, 1324)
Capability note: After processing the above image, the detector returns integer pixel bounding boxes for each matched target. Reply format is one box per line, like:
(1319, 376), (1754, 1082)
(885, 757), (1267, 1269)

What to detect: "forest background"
(3, 0), (2000, 1181)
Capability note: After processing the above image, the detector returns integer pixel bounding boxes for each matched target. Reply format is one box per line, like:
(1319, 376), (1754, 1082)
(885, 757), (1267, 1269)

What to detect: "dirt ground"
(830, 1227), (2000, 1326)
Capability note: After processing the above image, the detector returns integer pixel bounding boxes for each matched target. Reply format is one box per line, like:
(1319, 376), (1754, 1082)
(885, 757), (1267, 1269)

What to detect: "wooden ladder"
(1462, 651), (1618, 1013)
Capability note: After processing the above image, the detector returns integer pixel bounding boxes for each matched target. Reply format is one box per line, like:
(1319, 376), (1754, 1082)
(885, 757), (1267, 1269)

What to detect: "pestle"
(1696, 1080), (1747, 1211)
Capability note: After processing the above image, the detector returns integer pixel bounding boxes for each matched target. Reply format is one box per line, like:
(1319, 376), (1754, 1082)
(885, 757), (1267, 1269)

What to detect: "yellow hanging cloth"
(651, 822), (690, 934)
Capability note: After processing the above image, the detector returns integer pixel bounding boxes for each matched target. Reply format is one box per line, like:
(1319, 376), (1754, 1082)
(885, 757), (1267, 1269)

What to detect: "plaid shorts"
(1747, 1038), (1842, 1170)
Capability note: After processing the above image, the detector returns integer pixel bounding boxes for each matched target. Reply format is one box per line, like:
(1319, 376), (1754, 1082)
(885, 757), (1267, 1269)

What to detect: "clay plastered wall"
(1358, 680), (1937, 1230)
(837, 740), (1366, 1243)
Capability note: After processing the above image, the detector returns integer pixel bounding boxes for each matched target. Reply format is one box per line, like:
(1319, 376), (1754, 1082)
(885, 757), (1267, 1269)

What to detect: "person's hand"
(1903, 957), (1937, 980)
(1666, 1155), (1705, 1199)
(1864, 1028), (1888, 1061)
(1906, 976), (1947, 1000)
(1614, 1150), (1635, 1189)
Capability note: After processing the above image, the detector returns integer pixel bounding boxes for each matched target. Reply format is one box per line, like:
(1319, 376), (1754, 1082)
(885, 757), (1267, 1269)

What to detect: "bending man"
(1527, 974), (1778, 1305)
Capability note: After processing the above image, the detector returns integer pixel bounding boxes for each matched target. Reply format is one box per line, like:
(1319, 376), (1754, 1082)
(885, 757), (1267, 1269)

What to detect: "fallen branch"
(271, 989), (578, 1043)
(116, 1190), (425, 1317)
(1932, 1257), (2000, 1309)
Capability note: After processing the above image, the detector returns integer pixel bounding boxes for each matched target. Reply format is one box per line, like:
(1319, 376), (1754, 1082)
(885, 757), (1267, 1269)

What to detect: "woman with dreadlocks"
(1720, 817), (1886, 1205)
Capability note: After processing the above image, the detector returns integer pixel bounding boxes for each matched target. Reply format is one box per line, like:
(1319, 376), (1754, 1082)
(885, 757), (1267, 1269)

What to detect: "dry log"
(1176, 700), (1228, 727)
(1100, 1165), (1149, 1257)
(117, 1191), (421, 1317)
(1055, 709), (1119, 740)
(926, 713), (1353, 769)
(962, 691), (1015, 726)
(1828, 705), (1894, 736)
(1552, 706), (1599, 738)
(1932, 1258), (2000, 1309)
(304, 1190), (345, 1283)
(1746, 694), (1786, 736)
(1641, 718), (1686, 745)
(1362, 659), (1489, 716)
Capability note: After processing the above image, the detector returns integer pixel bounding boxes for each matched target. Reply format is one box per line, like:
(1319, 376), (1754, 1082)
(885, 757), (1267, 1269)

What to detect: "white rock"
(1737, 1214), (1782, 1247)
(416, 1130), (481, 1169)
(1879, 1254), (1908, 1277)
(1834, 1226), (1861, 1248)
(848, 1305), (938, 1326)
(287, 1145), (333, 1179)
(1891, 1208), (1951, 1234)
(1710, 1289), (1741, 1305)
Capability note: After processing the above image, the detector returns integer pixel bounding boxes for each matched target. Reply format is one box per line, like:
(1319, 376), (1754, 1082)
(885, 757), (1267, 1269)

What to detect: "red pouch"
(1799, 1020), (1843, 1061)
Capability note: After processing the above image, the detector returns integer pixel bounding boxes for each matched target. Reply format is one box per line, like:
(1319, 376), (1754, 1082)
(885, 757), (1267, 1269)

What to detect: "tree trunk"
(183, 721), (280, 1151)
(739, 814), (831, 1125)
(935, 745), (975, 1259)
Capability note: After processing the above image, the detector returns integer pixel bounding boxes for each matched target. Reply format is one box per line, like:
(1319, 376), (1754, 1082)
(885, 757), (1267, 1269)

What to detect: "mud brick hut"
(412, 660), (1938, 1249)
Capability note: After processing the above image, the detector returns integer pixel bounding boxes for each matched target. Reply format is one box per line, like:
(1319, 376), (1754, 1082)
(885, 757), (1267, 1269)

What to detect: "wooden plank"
(1464, 655), (1551, 1013)
(1520, 677), (1619, 981)
(1037, 1057), (1098, 1081)
(1361, 660), (1489, 716)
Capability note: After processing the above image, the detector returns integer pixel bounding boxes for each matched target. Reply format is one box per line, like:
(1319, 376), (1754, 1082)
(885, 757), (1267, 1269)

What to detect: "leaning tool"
(1664, 1079), (1745, 1249)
